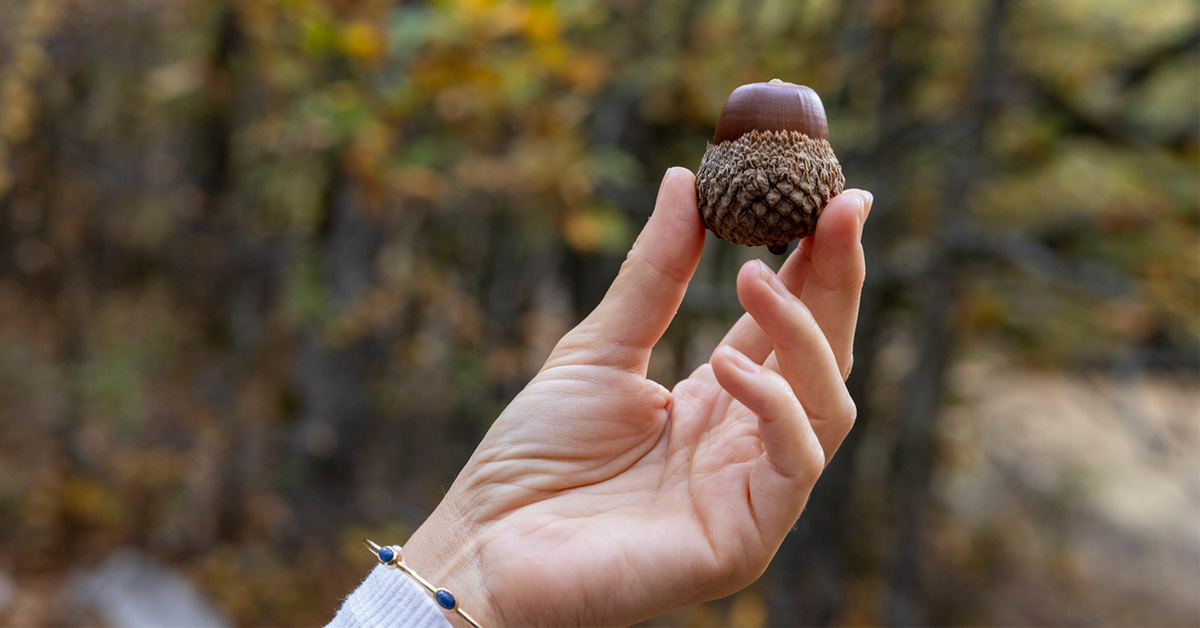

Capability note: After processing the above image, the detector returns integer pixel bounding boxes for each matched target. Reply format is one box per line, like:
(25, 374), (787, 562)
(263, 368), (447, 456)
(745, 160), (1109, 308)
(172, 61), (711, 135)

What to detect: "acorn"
(696, 80), (845, 254)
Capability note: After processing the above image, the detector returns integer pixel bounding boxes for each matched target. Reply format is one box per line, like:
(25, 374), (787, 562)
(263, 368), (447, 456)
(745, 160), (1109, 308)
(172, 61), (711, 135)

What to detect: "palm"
(402, 170), (869, 627)
(457, 363), (779, 626)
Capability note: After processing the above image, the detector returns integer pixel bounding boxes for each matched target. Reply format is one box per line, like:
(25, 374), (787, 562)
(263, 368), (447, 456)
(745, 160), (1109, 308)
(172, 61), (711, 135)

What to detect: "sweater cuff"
(327, 563), (453, 628)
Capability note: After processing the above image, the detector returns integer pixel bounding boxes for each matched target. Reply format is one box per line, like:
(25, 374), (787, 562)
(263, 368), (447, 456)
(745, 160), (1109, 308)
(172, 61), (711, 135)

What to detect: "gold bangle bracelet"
(363, 538), (484, 628)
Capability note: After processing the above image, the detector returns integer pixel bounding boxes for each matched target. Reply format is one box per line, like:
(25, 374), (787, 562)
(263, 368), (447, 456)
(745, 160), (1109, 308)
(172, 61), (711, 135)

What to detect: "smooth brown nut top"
(713, 79), (829, 144)
(698, 80), (843, 254)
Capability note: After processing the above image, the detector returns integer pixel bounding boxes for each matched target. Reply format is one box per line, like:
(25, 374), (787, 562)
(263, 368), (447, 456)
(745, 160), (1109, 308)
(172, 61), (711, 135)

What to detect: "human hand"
(403, 167), (873, 627)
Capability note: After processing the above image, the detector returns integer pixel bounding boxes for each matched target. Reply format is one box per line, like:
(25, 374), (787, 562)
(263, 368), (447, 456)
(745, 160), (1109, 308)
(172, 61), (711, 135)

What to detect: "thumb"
(552, 167), (705, 373)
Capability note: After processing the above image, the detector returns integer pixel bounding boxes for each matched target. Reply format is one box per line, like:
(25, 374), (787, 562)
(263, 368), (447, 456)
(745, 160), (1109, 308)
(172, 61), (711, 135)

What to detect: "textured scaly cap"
(696, 81), (844, 254)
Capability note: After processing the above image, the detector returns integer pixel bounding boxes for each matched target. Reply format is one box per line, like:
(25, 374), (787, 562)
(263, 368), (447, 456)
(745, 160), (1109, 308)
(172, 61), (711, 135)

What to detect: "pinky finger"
(711, 345), (825, 483)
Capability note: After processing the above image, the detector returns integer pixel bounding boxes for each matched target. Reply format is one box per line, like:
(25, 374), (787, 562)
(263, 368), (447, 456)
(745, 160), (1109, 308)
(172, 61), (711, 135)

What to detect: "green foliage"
(0, 0), (1195, 625)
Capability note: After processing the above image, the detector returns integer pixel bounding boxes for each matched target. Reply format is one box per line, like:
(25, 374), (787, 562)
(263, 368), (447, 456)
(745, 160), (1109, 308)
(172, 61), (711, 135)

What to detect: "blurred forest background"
(0, 0), (1197, 626)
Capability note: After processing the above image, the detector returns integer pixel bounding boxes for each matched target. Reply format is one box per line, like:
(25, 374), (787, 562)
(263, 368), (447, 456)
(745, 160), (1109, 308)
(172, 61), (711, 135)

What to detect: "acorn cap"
(697, 80), (843, 254)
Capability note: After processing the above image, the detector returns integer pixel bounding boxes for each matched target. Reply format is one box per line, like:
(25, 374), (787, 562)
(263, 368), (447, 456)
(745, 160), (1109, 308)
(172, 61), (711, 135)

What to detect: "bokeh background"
(1, 0), (1197, 626)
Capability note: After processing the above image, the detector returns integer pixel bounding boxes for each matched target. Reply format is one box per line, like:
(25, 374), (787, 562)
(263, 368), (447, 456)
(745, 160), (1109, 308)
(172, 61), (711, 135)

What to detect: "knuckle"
(767, 370), (795, 399)
(842, 394), (858, 427)
(642, 250), (694, 285)
(616, 247), (638, 277)
(805, 454), (826, 482)
(772, 308), (819, 353)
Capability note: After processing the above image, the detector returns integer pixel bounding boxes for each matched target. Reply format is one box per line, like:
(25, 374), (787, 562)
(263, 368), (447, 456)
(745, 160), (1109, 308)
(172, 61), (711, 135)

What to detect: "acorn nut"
(696, 79), (845, 254)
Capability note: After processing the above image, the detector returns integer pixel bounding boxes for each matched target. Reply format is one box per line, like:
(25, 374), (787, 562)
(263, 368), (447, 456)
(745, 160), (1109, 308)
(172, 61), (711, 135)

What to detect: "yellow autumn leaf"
(524, 3), (558, 44)
(341, 21), (384, 61)
(562, 206), (629, 254)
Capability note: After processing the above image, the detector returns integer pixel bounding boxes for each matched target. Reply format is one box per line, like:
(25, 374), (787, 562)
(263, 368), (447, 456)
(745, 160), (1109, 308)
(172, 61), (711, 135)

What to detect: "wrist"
(403, 499), (499, 627)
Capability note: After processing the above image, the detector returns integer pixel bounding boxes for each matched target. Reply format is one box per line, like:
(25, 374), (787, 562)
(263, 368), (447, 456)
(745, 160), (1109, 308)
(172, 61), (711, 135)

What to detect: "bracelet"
(363, 538), (484, 628)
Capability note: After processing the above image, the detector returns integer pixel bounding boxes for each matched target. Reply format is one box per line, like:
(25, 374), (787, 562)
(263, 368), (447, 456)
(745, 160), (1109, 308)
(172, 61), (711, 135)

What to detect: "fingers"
(716, 189), (872, 376)
(737, 260), (857, 462)
(551, 168), (705, 372)
(710, 345), (823, 534)
(711, 345), (824, 479)
(715, 242), (813, 363)
(799, 190), (871, 378)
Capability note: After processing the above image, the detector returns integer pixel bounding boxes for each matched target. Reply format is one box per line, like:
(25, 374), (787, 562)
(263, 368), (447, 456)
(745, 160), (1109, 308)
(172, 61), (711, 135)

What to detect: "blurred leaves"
(0, 0), (1196, 625)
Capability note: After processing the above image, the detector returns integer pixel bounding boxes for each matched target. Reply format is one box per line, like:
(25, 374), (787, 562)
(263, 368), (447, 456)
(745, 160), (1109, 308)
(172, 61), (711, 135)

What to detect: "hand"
(403, 167), (873, 627)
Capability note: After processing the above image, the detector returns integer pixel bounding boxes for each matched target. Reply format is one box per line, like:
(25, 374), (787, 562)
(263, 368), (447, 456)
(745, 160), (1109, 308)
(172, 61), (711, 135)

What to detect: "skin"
(402, 167), (873, 627)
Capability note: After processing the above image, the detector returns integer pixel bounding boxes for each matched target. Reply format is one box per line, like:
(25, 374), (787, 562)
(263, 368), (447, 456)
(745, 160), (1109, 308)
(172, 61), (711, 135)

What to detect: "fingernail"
(848, 191), (870, 240)
(758, 260), (790, 299)
(723, 345), (759, 373)
(859, 190), (874, 221)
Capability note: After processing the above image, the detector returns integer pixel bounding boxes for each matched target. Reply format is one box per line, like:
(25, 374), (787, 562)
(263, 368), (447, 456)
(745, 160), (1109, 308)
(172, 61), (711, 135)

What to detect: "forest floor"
(929, 357), (1200, 627)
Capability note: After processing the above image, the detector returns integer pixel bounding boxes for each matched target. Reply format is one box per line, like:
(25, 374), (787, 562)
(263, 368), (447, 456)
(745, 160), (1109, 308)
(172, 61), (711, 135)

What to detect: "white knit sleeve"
(327, 564), (453, 628)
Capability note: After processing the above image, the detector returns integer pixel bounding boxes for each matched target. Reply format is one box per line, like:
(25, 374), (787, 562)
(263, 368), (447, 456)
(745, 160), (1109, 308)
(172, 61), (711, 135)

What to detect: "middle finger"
(738, 260), (857, 462)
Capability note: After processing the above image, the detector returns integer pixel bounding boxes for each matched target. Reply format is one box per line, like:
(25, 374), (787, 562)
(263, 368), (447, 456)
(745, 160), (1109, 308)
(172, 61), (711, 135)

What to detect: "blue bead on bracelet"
(364, 539), (482, 627)
(434, 588), (458, 611)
